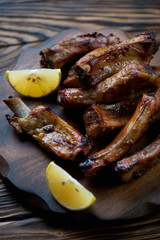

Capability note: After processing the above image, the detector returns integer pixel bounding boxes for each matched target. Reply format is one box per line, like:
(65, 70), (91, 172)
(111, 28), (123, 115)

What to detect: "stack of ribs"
(5, 31), (160, 183)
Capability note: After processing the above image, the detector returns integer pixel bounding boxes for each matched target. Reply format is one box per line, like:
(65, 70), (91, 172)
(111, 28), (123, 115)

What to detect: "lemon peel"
(6, 69), (61, 98)
(46, 161), (96, 211)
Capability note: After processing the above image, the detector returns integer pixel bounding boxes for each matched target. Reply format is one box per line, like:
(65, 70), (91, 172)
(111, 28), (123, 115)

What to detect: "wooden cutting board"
(0, 28), (160, 221)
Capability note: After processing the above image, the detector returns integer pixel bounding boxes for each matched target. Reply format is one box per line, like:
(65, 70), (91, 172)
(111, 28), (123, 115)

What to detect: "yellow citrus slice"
(46, 161), (96, 211)
(6, 69), (61, 98)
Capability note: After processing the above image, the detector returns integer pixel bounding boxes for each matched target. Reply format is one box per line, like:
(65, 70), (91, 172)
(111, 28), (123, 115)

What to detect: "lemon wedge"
(46, 161), (96, 211)
(6, 69), (61, 98)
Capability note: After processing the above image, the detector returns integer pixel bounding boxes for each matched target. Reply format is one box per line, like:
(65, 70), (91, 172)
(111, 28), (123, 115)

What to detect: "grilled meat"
(80, 91), (160, 176)
(58, 63), (160, 108)
(115, 134), (160, 182)
(64, 32), (158, 88)
(83, 98), (140, 139)
(40, 32), (120, 70)
(4, 98), (93, 161)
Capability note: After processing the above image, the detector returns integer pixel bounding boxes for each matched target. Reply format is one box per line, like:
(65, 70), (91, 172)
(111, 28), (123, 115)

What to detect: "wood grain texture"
(1, 0), (160, 239)
(0, 0), (160, 73)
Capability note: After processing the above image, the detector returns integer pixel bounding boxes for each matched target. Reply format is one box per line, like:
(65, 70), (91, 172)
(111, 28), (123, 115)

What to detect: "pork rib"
(4, 98), (93, 161)
(40, 32), (120, 70)
(64, 32), (158, 88)
(80, 91), (160, 176)
(83, 98), (140, 139)
(115, 134), (160, 182)
(58, 63), (160, 108)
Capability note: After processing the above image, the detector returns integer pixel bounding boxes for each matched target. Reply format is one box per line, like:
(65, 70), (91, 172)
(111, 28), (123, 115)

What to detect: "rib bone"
(4, 97), (31, 118)
(4, 98), (93, 161)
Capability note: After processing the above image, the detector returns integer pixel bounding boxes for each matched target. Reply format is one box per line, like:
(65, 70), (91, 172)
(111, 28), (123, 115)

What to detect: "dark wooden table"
(1, 0), (160, 239)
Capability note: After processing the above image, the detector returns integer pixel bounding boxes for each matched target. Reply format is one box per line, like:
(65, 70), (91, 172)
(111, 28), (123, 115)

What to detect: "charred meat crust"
(40, 32), (120, 69)
(80, 91), (160, 176)
(83, 98), (140, 139)
(57, 63), (160, 108)
(64, 31), (158, 88)
(115, 134), (160, 182)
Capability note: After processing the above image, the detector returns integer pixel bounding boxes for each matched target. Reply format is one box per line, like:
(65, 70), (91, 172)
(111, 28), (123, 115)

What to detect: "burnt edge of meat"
(139, 31), (158, 60)
(5, 114), (23, 133)
(40, 50), (54, 69)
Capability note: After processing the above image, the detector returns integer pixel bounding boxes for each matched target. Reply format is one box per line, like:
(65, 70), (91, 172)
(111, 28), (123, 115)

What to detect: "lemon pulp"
(6, 68), (61, 98)
(46, 161), (96, 211)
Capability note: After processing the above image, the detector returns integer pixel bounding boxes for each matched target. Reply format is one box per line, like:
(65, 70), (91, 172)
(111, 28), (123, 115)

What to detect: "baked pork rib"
(4, 98), (93, 161)
(40, 32), (120, 70)
(64, 32), (158, 88)
(83, 98), (140, 139)
(80, 90), (160, 176)
(115, 134), (160, 182)
(58, 63), (160, 108)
